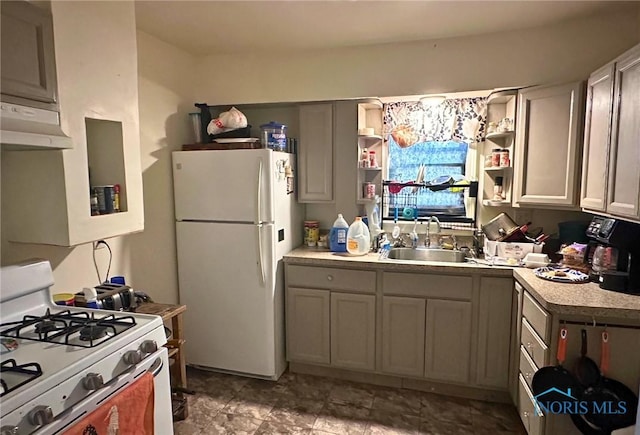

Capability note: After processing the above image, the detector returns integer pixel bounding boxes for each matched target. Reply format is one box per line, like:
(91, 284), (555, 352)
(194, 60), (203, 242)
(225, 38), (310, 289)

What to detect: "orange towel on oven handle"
(64, 372), (155, 435)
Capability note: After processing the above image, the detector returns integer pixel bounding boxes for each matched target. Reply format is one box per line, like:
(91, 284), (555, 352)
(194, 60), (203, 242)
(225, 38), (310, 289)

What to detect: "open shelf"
(488, 89), (518, 105)
(486, 131), (515, 140)
(358, 134), (383, 141)
(484, 166), (512, 172)
(482, 199), (511, 206)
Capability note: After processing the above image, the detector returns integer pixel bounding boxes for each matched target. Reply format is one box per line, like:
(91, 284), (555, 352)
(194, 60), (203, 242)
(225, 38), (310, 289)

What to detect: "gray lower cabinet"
(330, 292), (376, 371)
(424, 299), (472, 383)
(476, 277), (513, 389)
(381, 296), (426, 377)
(286, 287), (330, 364)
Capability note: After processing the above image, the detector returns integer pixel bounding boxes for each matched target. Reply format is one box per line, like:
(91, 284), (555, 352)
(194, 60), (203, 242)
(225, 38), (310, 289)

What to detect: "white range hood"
(0, 101), (72, 150)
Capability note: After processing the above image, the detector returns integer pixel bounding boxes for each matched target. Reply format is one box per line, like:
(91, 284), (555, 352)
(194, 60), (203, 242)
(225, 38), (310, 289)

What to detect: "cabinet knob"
(140, 340), (158, 354)
(524, 372), (532, 380)
(0, 426), (19, 435)
(526, 342), (533, 350)
(123, 350), (143, 365)
(327, 275), (333, 281)
(82, 373), (104, 391)
(28, 406), (54, 426)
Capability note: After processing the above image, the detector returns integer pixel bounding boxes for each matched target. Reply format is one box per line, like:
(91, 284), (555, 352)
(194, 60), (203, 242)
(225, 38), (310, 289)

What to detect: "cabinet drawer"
(518, 374), (545, 435)
(519, 345), (539, 390)
(523, 292), (550, 341)
(287, 265), (376, 293)
(383, 272), (472, 300)
(521, 318), (548, 368)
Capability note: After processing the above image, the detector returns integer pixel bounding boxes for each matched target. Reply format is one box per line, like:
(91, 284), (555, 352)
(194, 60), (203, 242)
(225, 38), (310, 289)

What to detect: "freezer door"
(175, 221), (279, 377)
(173, 149), (274, 223)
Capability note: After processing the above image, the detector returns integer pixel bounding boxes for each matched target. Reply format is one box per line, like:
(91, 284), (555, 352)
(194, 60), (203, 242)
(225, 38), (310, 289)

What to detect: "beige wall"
(125, 31), (196, 304)
(1, 31), (196, 304)
(195, 8), (639, 105)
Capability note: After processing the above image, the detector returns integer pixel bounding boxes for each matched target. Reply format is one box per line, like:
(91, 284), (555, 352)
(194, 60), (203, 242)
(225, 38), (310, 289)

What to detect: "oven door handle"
(147, 357), (164, 377)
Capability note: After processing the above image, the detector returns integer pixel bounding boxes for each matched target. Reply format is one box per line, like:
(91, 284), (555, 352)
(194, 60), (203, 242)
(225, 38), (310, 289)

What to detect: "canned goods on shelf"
(364, 182), (375, 199)
(92, 185), (117, 214)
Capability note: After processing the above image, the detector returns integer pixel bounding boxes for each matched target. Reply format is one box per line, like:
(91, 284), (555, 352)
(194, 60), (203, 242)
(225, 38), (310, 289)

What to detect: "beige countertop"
(284, 247), (640, 321)
(514, 268), (640, 321)
(284, 246), (513, 276)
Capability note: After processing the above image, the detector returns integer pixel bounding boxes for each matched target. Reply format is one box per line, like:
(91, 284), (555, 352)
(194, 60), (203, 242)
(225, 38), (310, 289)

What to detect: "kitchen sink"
(387, 248), (468, 263)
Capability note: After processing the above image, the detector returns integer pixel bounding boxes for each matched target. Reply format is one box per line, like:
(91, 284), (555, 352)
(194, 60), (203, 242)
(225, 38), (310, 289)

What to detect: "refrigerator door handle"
(256, 223), (266, 285)
(255, 159), (263, 225)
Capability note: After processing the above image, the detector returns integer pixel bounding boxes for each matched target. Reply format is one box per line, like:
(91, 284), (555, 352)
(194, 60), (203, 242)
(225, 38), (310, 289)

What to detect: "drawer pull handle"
(327, 275), (333, 281)
(526, 342), (533, 350)
(524, 372), (532, 380)
(523, 411), (529, 419)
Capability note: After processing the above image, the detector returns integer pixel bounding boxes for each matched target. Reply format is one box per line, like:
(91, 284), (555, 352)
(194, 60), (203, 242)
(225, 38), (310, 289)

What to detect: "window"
(387, 139), (468, 217)
(382, 98), (487, 222)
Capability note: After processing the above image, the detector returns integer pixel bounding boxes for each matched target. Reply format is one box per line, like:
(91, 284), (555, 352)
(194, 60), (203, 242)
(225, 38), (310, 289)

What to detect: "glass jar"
(491, 149), (501, 167)
(500, 149), (510, 167)
(493, 176), (504, 200)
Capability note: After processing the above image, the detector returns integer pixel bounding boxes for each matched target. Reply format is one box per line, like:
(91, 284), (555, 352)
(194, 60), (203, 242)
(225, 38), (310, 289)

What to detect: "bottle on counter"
(346, 217), (371, 256)
(329, 214), (349, 253)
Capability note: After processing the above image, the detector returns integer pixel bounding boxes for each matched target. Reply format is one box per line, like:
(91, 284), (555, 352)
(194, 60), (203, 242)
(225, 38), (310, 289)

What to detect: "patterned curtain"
(383, 97), (487, 147)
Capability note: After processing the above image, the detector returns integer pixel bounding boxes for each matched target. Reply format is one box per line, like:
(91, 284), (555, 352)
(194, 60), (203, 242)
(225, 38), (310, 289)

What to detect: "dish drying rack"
(382, 180), (478, 226)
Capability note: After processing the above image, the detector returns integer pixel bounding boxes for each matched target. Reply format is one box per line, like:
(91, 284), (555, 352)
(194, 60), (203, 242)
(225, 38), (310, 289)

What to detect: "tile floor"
(173, 367), (526, 435)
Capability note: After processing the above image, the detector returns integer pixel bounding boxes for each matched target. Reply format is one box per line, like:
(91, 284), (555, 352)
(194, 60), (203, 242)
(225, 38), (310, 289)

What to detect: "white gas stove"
(0, 260), (174, 435)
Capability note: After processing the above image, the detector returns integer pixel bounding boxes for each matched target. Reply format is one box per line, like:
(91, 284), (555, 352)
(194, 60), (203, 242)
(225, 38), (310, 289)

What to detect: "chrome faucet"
(425, 216), (441, 248)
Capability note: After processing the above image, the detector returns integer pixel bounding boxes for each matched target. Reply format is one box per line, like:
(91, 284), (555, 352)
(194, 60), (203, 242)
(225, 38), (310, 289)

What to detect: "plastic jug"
(346, 217), (371, 256)
(329, 214), (349, 253)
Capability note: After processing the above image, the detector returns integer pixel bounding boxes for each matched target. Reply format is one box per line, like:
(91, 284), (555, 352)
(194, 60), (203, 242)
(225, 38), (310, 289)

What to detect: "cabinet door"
(607, 45), (640, 219)
(514, 82), (584, 207)
(298, 103), (334, 202)
(331, 292), (376, 371)
(509, 281), (525, 405)
(476, 278), (513, 390)
(1, 1), (57, 104)
(286, 287), (330, 364)
(381, 296), (426, 377)
(424, 299), (472, 383)
(581, 64), (615, 211)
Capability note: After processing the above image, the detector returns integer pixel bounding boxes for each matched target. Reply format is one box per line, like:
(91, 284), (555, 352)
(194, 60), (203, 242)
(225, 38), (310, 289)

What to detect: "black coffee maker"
(585, 216), (640, 294)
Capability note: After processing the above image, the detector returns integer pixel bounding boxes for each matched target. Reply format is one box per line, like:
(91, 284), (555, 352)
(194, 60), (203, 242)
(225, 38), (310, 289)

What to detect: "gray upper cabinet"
(1, 1), (57, 106)
(513, 81), (584, 208)
(580, 64), (615, 212)
(606, 44), (640, 219)
(298, 103), (334, 202)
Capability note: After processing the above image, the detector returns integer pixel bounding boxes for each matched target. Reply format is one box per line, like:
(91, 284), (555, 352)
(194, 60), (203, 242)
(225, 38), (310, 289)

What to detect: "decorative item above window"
(383, 97), (488, 148)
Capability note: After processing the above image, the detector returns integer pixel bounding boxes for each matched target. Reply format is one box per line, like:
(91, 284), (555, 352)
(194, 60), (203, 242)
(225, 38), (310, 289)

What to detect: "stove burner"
(79, 325), (108, 341)
(34, 319), (57, 334)
(0, 309), (137, 348)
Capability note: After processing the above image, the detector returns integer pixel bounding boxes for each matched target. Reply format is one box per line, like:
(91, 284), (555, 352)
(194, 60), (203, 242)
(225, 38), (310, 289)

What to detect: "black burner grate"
(0, 359), (43, 397)
(0, 309), (137, 348)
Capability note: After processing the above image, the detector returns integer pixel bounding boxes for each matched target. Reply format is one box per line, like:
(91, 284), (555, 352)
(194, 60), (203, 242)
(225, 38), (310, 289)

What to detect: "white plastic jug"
(346, 217), (371, 256)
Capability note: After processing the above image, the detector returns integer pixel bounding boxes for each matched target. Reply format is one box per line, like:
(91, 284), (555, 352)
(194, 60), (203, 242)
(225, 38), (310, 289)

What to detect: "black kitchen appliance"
(585, 216), (640, 294)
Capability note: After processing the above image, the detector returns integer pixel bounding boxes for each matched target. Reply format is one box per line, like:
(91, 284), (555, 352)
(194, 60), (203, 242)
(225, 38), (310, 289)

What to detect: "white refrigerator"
(172, 149), (302, 380)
